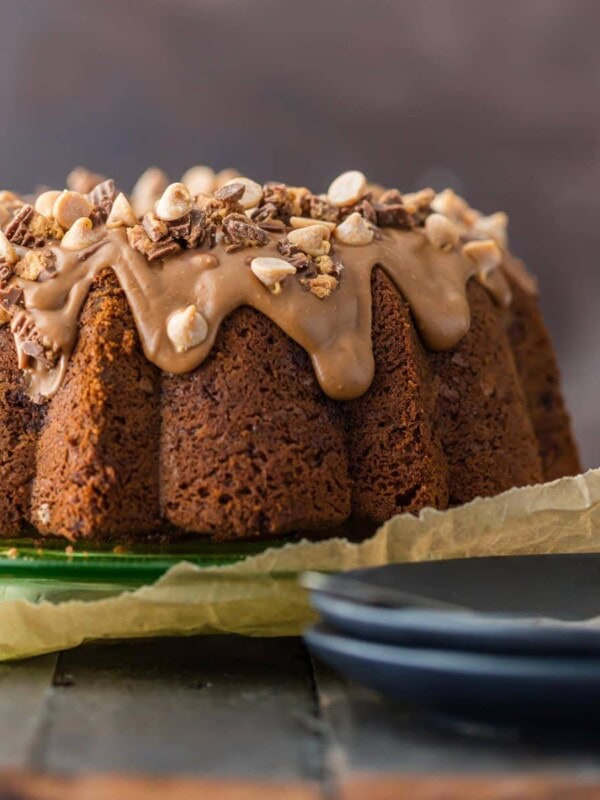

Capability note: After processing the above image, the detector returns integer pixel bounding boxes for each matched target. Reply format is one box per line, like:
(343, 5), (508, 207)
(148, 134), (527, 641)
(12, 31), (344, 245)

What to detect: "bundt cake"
(0, 166), (580, 542)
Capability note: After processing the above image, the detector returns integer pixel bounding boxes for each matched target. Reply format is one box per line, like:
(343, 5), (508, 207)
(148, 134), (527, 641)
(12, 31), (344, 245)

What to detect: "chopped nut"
(290, 216), (336, 232)
(221, 213), (269, 252)
(431, 188), (470, 222)
(424, 213), (459, 251)
(143, 211), (169, 242)
(403, 188), (436, 214)
(402, 189), (434, 222)
(223, 177), (263, 210)
(131, 167), (169, 217)
(14, 249), (56, 281)
(0, 231), (17, 265)
(327, 170), (367, 207)
(181, 165), (216, 196)
(53, 191), (93, 229)
(106, 193), (138, 229)
(66, 167), (107, 194)
(167, 305), (208, 352)
(250, 256), (296, 293)
(61, 217), (104, 251)
(462, 239), (503, 276)
(155, 182), (192, 222)
(35, 190), (61, 218)
(287, 224), (331, 257)
(472, 211), (508, 247)
(301, 273), (338, 299)
(334, 212), (373, 246)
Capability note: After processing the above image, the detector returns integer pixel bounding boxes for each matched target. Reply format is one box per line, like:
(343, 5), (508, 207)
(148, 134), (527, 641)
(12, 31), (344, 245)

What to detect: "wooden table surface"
(0, 636), (599, 799)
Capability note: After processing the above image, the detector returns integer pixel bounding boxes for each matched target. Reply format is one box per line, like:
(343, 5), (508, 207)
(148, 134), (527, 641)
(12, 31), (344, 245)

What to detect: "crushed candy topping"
(0, 166), (514, 398)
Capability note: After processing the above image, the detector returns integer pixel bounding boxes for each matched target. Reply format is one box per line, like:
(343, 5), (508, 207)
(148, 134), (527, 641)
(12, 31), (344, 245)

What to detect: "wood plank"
(311, 659), (600, 782)
(339, 774), (600, 800)
(0, 654), (58, 769)
(35, 636), (323, 779)
(0, 772), (320, 800)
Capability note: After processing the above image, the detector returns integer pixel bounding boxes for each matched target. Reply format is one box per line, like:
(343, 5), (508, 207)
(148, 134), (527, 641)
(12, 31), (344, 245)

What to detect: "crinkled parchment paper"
(1, 469), (599, 661)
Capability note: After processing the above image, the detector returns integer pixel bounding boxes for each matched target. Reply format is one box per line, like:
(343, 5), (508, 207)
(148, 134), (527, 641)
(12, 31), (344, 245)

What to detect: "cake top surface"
(0, 166), (536, 402)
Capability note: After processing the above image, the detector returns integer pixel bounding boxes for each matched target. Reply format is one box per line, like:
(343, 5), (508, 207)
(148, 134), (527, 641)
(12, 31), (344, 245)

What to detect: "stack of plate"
(303, 553), (600, 724)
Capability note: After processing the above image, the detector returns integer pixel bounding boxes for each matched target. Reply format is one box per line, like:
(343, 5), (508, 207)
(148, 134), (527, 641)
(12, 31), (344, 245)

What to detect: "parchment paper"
(1, 469), (599, 661)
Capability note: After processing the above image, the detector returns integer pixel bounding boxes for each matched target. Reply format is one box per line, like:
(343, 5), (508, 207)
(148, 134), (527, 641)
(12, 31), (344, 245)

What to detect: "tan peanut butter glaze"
(14, 224), (527, 403)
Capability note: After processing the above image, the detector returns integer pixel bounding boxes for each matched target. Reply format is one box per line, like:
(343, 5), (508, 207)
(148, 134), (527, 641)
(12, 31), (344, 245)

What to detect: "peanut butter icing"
(0, 168), (533, 403)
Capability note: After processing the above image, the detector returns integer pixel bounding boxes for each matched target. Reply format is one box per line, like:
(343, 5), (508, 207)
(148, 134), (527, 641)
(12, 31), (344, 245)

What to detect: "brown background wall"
(0, 0), (597, 466)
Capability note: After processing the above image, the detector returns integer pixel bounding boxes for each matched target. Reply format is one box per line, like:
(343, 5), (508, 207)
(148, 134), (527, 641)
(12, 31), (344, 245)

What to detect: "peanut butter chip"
(34, 190), (61, 219)
(287, 224), (331, 256)
(250, 256), (297, 294)
(424, 213), (459, 251)
(155, 183), (192, 222)
(52, 191), (93, 230)
(106, 193), (138, 229)
(61, 217), (103, 251)
(167, 305), (208, 352)
(334, 212), (373, 246)
(131, 167), (169, 218)
(223, 177), (263, 210)
(181, 165), (216, 197)
(327, 170), (367, 207)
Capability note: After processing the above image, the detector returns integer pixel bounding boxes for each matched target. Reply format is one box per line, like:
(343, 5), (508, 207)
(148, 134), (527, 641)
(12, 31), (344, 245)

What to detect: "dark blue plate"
(307, 553), (600, 655)
(305, 623), (600, 723)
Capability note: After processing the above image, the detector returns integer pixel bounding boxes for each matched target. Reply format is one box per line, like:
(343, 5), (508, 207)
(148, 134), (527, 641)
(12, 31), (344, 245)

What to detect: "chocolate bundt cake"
(0, 167), (580, 542)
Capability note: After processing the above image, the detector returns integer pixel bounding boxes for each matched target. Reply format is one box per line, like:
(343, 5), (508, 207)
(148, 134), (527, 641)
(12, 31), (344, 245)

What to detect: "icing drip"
(14, 225), (517, 402)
